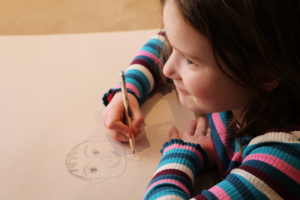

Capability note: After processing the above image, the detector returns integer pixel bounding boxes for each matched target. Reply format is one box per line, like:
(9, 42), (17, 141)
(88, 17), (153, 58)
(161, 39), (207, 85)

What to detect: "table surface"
(0, 2), (222, 198)
(0, 0), (163, 35)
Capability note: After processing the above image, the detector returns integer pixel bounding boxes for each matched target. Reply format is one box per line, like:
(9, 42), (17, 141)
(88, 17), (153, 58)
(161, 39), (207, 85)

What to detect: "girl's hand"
(102, 92), (144, 142)
(169, 117), (216, 168)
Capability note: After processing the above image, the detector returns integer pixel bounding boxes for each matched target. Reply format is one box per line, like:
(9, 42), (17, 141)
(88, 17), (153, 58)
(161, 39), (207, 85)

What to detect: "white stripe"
(126, 64), (155, 92)
(248, 131), (300, 146)
(155, 163), (195, 184)
(156, 195), (185, 200)
(291, 131), (300, 140)
(232, 168), (283, 200)
(151, 34), (166, 43)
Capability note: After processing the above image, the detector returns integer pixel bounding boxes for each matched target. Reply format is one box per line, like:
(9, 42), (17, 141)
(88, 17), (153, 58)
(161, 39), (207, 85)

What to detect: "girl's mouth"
(176, 86), (189, 95)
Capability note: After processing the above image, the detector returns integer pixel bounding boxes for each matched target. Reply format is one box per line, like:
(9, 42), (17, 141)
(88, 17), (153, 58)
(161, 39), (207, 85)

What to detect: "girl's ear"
(258, 71), (280, 92)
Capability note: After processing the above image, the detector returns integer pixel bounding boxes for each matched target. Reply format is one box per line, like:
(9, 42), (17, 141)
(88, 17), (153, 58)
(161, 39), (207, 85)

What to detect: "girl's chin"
(179, 96), (207, 113)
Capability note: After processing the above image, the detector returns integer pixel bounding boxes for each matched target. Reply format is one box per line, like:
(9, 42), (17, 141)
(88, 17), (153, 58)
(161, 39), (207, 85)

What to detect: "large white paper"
(0, 29), (218, 200)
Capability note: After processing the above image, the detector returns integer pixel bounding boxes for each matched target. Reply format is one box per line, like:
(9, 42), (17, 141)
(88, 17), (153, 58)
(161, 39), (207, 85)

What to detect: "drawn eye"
(92, 149), (100, 155)
(91, 166), (97, 174)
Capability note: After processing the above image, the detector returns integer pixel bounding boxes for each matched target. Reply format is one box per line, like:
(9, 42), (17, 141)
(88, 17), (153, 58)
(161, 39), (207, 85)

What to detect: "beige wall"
(0, 0), (163, 35)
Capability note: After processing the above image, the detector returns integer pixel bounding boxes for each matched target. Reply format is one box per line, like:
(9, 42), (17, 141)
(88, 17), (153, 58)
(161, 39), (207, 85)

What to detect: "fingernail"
(126, 133), (130, 138)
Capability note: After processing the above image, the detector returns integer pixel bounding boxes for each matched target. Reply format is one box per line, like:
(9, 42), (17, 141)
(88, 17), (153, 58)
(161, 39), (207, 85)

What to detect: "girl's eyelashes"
(186, 58), (196, 66)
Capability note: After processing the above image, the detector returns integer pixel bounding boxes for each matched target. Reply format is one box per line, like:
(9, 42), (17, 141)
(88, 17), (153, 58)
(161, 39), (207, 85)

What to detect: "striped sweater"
(103, 32), (300, 199)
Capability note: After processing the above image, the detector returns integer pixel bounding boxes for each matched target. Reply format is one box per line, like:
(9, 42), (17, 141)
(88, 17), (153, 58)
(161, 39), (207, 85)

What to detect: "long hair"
(163, 0), (300, 138)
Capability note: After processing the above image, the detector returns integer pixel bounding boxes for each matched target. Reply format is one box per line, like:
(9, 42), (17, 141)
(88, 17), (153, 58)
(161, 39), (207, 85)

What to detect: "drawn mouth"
(110, 151), (121, 168)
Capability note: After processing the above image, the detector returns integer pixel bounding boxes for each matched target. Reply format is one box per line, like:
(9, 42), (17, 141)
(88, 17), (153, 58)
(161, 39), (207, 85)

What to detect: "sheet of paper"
(0, 29), (218, 200)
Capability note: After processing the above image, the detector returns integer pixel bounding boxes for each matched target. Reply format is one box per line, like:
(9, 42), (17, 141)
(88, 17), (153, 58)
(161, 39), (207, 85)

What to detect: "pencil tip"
(133, 151), (135, 154)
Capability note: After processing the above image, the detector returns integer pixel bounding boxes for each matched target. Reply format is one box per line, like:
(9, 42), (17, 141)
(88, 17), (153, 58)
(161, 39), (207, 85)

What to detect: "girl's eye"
(91, 166), (97, 174)
(186, 58), (195, 65)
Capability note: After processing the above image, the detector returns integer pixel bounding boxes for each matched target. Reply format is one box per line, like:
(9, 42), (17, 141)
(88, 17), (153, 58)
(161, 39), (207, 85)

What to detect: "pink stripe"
(231, 152), (242, 162)
(212, 113), (234, 158)
(243, 153), (300, 184)
(209, 185), (231, 200)
(135, 50), (166, 82)
(163, 143), (204, 170)
(144, 179), (191, 197)
(116, 83), (140, 98)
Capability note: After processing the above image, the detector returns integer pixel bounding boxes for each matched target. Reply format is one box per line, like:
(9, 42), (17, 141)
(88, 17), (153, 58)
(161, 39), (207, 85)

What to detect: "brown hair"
(162, 0), (300, 138)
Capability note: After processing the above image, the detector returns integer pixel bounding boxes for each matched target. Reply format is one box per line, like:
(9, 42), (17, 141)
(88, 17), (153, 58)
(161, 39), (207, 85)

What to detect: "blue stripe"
(243, 160), (300, 196)
(124, 77), (144, 99)
(160, 152), (200, 174)
(162, 150), (201, 168)
(158, 156), (198, 178)
(142, 42), (167, 64)
(228, 160), (242, 171)
(217, 180), (243, 200)
(148, 38), (164, 48)
(149, 174), (192, 196)
(125, 71), (150, 98)
(145, 186), (189, 200)
(219, 111), (232, 127)
(207, 113), (231, 168)
(226, 173), (256, 199)
(126, 69), (151, 94)
(201, 190), (219, 200)
(232, 173), (270, 200)
(245, 143), (300, 166)
(144, 42), (162, 55)
(141, 45), (160, 57)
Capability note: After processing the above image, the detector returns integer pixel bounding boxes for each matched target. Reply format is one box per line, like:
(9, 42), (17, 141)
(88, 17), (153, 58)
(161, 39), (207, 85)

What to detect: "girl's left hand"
(169, 117), (216, 168)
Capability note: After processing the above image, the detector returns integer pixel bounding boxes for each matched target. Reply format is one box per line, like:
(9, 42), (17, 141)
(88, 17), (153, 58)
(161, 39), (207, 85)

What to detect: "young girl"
(102, 0), (300, 199)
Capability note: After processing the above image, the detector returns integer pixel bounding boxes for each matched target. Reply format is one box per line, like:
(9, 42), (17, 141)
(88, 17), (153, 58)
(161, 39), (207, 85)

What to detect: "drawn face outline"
(70, 140), (127, 180)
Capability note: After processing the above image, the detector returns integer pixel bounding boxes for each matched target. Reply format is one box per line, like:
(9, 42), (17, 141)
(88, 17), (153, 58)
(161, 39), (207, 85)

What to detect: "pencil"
(119, 71), (135, 154)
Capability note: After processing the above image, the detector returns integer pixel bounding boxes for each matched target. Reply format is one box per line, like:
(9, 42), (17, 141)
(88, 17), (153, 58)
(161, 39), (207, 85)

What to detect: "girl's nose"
(163, 51), (180, 80)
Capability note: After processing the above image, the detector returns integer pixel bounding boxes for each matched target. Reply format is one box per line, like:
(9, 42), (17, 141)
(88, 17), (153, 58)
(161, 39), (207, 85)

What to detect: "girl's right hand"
(102, 92), (144, 142)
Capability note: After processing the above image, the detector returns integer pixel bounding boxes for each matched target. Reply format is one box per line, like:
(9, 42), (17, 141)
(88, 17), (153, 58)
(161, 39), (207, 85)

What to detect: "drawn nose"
(99, 156), (112, 162)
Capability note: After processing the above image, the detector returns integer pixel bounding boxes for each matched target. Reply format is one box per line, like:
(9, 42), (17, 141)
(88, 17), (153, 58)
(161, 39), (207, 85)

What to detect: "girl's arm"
(102, 32), (168, 106)
(102, 31), (169, 141)
(143, 131), (300, 200)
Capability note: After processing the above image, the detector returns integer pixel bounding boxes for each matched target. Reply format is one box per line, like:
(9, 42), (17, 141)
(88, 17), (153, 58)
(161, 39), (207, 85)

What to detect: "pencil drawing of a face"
(66, 137), (141, 184)
(66, 137), (126, 183)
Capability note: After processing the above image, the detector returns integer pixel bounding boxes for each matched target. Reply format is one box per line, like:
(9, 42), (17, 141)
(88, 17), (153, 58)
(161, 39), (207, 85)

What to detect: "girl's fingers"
(169, 126), (180, 139)
(206, 128), (211, 137)
(184, 120), (197, 136)
(131, 110), (144, 135)
(194, 117), (207, 136)
(107, 120), (132, 138)
(109, 131), (129, 142)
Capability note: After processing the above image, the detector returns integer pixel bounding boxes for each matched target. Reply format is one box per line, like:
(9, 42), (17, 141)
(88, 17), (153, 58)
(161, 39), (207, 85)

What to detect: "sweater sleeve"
(102, 32), (168, 106)
(143, 139), (209, 200)
(143, 131), (300, 200)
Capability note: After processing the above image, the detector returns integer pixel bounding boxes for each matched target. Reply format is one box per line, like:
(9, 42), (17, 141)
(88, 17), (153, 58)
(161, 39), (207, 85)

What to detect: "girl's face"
(163, 0), (250, 117)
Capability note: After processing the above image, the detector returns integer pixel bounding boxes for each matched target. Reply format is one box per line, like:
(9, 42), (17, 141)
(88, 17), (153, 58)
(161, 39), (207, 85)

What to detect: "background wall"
(0, 0), (163, 35)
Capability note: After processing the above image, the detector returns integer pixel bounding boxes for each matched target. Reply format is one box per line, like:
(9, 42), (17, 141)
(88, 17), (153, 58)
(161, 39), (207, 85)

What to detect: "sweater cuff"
(160, 139), (209, 174)
(102, 88), (140, 106)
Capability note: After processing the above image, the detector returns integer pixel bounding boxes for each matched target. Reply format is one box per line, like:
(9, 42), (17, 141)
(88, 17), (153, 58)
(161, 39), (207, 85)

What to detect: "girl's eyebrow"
(173, 45), (200, 61)
(169, 39), (201, 61)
